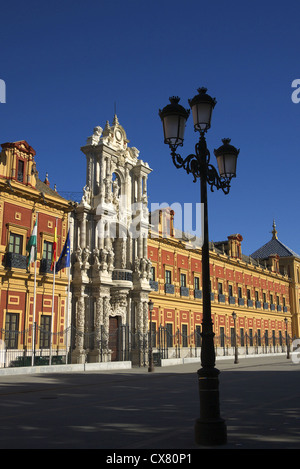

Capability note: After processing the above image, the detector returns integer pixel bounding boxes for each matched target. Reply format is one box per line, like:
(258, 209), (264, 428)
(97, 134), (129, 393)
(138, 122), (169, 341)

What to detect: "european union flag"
(55, 231), (70, 273)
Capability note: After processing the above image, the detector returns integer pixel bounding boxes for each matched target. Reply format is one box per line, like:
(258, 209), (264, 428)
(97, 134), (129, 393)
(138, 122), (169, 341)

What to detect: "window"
(263, 292), (266, 303)
(218, 282), (223, 294)
(249, 328), (253, 346)
(166, 323), (173, 347)
(265, 330), (269, 346)
(8, 233), (23, 254)
(43, 241), (53, 261)
(180, 273), (186, 287)
(230, 327), (235, 346)
(240, 328), (245, 346)
(238, 287), (242, 298)
(5, 313), (19, 349)
(182, 324), (188, 347)
(195, 325), (201, 347)
(247, 289), (251, 300)
(17, 159), (24, 182)
(220, 327), (225, 347)
(257, 329), (261, 346)
(150, 321), (156, 347)
(40, 315), (51, 348)
(255, 291), (259, 301)
(194, 276), (200, 290)
(150, 266), (155, 281)
(228, 284), (233, 297)
(165, 270), (172, 285)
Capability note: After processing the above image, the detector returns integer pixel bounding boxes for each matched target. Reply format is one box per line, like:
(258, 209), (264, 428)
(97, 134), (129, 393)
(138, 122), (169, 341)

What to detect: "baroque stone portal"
(71, 115), (152, 364)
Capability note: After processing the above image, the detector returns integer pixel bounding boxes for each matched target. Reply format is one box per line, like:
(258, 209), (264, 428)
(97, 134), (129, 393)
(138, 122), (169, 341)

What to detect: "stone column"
(72, 288), (87, 364)
(89, 293), (104, 363)
(102, 295), (112, 362)
(79, 212), (87, 249)
(131, 300), (147, 366)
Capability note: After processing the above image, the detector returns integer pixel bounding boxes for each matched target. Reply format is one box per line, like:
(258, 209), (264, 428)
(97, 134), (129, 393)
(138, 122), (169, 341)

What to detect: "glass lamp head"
(188, 87), (216, 132)
(214, 138), (240, 179)
(159, 97), (190, 148)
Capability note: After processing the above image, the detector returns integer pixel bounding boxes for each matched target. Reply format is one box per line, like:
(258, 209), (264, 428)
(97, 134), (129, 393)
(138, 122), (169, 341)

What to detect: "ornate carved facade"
(71, 116), (152, 363)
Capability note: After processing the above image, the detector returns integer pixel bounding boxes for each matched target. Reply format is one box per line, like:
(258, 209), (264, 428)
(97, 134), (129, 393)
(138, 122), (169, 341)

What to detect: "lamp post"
(284, 317), (290, 359)
(232, 311), (239, 364)
(148, 299), (154, 372)
(159, 87), (240, 446)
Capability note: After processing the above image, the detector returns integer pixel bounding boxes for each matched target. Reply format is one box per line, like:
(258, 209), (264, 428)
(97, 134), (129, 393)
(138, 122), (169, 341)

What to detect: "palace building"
(0, 121), (298, 368)
(147, 211), (297, 357)
(0, 140), (73, 365)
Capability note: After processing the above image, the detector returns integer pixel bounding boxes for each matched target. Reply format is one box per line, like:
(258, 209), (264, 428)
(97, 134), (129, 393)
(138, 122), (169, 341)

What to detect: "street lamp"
(284, 317), (290, 359)
(148, 300), (154, 372)
(232, 311), (239, 364)
(159, 87), (240, 446)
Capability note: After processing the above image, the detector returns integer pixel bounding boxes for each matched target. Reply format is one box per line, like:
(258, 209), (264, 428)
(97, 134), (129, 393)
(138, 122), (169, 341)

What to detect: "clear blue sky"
(1, 0), (299, 256)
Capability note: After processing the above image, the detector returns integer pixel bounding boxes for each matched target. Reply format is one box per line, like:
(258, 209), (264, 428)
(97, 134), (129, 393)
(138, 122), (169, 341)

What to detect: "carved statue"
(86, 126), (103, 145)
(92, 248), (101, 270)
(82, 246), (90, 269)
(81, 185), (91, 206)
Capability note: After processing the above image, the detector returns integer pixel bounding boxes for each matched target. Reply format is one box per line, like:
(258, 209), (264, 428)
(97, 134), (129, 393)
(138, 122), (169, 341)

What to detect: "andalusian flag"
(55, 231), (70, 273)
(26, 220), (37, 267)
(50, 226), (57, 271)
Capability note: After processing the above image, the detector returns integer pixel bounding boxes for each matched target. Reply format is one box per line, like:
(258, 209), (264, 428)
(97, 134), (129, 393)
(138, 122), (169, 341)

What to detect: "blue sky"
(1, 0), (300, 256)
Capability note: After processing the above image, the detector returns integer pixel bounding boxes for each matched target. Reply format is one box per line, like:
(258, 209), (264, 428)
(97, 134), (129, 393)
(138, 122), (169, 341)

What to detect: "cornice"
(0, 179), (75, 212)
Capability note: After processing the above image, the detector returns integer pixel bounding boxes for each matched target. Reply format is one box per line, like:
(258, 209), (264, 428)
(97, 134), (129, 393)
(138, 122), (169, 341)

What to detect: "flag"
(50, 225), (57, 271)
(26, 220), (37, 266)
(55, 230), (70, 273)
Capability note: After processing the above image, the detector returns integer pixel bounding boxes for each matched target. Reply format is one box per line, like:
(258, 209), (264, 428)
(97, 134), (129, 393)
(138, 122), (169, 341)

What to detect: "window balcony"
(218, 294), (226, 303)
(180, 286), (189, 297)
(165, 283), (175, 294)
(194, 289), (202, 299)
(229, 296), (235, 305)
(149, 280), (159, 291)
(5, 252), (27, 269)
(247, 299), (253, 307)
(263, 302), (269, 310)
(238, 297), (244, 306)
(255, 301), (261, 309)
(112, 269), (133, 282)
(40, 258), (52, 274)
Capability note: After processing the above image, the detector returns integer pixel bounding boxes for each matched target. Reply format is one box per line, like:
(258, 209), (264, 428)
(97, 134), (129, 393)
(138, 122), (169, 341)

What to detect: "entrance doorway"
(109, 316), (120, 361)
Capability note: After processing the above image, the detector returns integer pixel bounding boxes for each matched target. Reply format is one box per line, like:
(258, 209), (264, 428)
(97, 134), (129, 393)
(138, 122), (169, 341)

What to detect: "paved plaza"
(0, 354), (299, 451)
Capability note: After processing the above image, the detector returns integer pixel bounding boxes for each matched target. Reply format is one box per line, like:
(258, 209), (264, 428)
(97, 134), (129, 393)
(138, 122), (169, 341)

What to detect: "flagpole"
(31, 212), (38, 367)
(66, 254), (71, 364)
(53, 222), (71, 364)
(50, 218), (58, 365)
(66, 214), (71, 364)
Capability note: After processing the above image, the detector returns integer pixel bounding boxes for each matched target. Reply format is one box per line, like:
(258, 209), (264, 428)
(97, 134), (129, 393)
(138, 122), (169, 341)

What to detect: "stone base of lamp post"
(194, 368), (227, 446)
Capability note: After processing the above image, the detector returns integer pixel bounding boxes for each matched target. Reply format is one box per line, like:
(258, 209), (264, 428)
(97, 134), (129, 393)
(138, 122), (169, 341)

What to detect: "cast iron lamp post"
(284, 317), (290, 359)
(232, 311), (239, 364)
(159, 87), (240, 446)
(148, 300), (154, 372)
